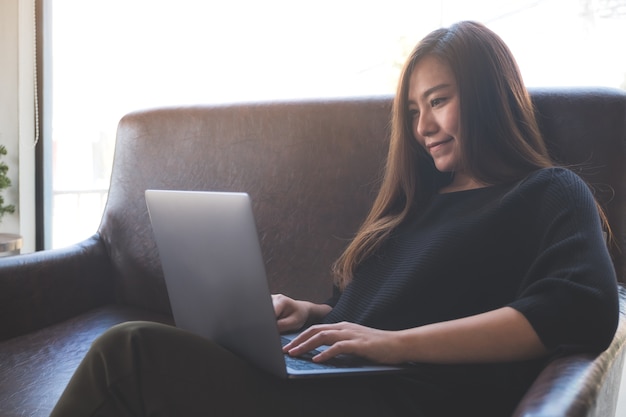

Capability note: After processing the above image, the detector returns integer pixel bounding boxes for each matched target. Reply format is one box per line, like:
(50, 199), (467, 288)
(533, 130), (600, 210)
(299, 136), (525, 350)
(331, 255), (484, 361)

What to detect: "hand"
(282, 321), (403, 365)
(272, 294), (334, 333)
(271, 294), (312, 333)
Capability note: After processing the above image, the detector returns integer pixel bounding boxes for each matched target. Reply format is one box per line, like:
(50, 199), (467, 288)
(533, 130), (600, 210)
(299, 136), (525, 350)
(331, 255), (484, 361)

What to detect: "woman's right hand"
(271, 294), (332, 333)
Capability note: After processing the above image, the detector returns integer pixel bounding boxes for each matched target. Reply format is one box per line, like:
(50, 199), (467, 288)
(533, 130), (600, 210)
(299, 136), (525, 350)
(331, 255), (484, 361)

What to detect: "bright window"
(47, 0), (626, 248)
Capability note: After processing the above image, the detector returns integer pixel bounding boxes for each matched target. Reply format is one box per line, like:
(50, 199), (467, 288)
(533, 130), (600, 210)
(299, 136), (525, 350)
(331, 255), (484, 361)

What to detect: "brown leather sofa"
(1, 88), (625, 416)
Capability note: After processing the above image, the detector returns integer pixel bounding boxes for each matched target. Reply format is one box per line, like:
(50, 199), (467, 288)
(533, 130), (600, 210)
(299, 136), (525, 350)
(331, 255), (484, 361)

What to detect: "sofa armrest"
(0, 234), (115, 341)
(512, 286), (626, 417)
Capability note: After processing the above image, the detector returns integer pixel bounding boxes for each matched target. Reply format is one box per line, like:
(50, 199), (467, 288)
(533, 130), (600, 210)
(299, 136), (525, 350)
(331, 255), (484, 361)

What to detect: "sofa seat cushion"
(0, 305), (173, 417)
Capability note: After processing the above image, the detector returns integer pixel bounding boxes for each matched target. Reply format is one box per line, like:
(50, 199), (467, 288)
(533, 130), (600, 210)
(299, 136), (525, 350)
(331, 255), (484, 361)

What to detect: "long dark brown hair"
(332, 21), (554, 289)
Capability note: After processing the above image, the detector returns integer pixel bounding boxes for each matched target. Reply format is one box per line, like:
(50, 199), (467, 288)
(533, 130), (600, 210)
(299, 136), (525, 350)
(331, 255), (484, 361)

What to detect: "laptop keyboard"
(280, 336), (369, 370)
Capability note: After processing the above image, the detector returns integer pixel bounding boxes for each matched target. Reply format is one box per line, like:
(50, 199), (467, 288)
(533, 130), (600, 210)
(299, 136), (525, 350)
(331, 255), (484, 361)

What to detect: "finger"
(286, 328), (346, 357)
(282, 324), (329, 350)
(276, 317), (299, 334)
(271, 294), (280, 309)
(311, 341), (354, 362)
(271, 294), (289, 318)
(284, 321), (357, 354)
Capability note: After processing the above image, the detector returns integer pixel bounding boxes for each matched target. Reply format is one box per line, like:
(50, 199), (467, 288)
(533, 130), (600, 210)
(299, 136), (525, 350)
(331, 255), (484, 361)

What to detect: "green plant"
(0, 145), (16, 221)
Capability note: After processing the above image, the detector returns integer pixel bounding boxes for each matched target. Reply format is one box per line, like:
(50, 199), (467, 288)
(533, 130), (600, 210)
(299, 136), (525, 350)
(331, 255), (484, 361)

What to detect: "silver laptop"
(145, 189), (412, 378)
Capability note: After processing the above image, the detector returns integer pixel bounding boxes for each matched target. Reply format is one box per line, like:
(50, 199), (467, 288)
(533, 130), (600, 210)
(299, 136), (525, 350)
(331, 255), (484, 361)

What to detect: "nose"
(415, 109), (437, 139)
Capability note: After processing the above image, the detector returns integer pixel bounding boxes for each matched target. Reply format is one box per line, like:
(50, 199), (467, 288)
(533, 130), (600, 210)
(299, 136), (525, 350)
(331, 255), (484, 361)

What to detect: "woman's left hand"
(284, 307), (549, 365)
(282, 322), (404, 365)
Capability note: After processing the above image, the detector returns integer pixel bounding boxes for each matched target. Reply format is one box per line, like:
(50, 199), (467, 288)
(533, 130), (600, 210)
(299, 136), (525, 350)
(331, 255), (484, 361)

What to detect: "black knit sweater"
(322, 167), (619, 416)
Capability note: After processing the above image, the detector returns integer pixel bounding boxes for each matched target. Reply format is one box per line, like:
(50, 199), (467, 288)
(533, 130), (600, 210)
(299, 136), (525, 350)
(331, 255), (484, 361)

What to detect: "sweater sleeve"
(324, 284), (342, 307)
(508, 168), (619, 354)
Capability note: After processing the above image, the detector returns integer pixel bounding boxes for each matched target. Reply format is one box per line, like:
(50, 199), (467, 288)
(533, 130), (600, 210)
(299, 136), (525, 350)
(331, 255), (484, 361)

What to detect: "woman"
(51, 21), (619, 417)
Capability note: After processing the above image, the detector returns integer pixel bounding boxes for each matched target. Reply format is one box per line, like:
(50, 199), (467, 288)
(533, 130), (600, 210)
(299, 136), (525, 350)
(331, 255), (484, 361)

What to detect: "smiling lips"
(426, 137), (454, 153)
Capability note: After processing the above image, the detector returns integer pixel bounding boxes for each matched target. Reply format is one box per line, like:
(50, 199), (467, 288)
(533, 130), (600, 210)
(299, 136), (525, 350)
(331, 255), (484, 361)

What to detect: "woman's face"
(408, 55), (476, 191)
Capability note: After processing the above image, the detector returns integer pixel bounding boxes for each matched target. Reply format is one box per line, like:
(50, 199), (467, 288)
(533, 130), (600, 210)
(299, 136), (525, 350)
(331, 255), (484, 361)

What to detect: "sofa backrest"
(100, 88), (626, 315)
(100, 98), (392, 314)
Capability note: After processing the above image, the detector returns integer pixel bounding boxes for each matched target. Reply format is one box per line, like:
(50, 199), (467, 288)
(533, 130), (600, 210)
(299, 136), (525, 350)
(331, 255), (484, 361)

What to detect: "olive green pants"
(49, 321), (420, 417)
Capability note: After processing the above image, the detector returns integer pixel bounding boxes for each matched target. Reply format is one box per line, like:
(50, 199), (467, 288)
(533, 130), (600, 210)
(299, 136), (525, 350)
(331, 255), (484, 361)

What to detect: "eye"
(430, 97), (447, 107)
(408, 108), (420, 119)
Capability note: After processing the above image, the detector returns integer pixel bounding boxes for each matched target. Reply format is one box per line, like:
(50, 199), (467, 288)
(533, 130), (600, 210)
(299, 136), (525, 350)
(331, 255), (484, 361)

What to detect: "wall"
(0, 0), (36, 253)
